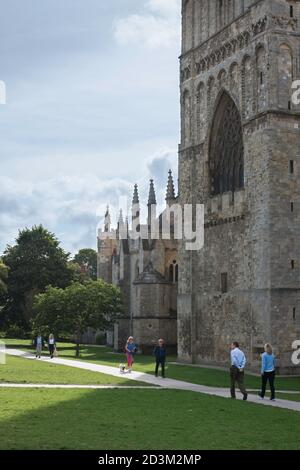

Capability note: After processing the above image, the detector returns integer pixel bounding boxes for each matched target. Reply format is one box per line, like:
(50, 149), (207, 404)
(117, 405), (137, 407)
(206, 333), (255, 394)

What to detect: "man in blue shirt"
(230, 342), (248, 400)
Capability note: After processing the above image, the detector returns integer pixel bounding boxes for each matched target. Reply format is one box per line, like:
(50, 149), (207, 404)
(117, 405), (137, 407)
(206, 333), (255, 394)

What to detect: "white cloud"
(114, 0), (181, 49)
(147, 0), (181, 17)
(0, 147), (178, 255)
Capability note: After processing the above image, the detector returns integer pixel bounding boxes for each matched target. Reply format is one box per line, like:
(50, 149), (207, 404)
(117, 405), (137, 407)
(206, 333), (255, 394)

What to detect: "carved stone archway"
(209, 92), (244, 195)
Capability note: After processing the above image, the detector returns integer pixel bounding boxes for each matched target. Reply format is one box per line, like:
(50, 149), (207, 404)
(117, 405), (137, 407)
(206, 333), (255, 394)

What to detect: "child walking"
(154, 339), (166, 378)
(125, 336), (137, 372)
(259, 343), (276, 401)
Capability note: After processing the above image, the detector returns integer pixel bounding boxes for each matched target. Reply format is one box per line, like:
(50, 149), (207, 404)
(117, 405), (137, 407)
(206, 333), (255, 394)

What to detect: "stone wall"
(178, 0), (300, 372)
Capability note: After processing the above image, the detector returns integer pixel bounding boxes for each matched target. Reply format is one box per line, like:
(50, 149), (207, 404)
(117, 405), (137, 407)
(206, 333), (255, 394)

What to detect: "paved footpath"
(5, 349), (300, 412)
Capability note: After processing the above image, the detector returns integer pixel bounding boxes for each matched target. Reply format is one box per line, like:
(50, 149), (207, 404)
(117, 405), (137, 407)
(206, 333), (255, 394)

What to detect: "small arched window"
(182, 90), (191, 147)
(196, 82), (205, 141)
(256, 45), (267, 112)
(278, 44), (293, 110)
(135, 262), (140, 279)
(169, 264), (174, 282)
(242, 56), (252, 119)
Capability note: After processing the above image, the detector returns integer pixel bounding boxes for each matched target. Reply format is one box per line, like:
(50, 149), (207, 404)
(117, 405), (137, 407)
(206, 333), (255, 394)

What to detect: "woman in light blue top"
(259, 343), (276, 401)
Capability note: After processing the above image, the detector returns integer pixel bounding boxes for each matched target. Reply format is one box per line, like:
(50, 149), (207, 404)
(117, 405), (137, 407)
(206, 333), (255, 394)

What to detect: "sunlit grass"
(0, 355), (148, 386)
(1, 388), (300, 450)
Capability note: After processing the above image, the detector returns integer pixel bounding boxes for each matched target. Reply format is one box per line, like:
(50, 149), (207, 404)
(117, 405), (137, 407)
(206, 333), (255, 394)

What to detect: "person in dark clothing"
(153, 339), (166, 378)
(259, 343), (276, 401)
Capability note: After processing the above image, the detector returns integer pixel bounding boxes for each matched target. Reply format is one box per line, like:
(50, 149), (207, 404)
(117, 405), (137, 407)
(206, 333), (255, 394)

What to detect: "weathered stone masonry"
(178, 0), (300, 373)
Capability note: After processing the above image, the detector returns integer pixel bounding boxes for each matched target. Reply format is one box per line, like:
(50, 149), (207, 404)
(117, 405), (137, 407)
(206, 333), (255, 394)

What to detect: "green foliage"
(0, 260), (8, 298)
(73, 248), (97, 280)
(67, 261), (90, 284)
(33, 280), (123, 356)
(1, 225), (74, 329)
(3, 325), (29, 339)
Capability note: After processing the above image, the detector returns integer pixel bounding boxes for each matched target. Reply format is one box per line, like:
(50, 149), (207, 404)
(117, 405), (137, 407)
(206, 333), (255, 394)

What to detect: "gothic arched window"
(182, 90), (191, 147)
(209, 92), (244, 195)
(169, 264), (174, 282)
(169, 260), (178, 283)
(196, 82), (205, 141)
(278, 43), (293, 110)
(256, 45), (267, 112)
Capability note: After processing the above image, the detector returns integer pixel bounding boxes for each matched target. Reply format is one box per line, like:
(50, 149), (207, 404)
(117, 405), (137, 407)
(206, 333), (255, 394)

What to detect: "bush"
(95, 332), (106, 345)
(4, 324), (29, 339)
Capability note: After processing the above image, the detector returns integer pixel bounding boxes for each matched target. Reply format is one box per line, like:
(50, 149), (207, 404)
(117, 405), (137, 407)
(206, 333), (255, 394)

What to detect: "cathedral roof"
(133, 262), (169, 285)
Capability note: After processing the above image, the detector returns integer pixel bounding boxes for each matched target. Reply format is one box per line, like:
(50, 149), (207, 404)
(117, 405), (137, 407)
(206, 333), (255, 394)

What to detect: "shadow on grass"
(1, 387), (300, 450)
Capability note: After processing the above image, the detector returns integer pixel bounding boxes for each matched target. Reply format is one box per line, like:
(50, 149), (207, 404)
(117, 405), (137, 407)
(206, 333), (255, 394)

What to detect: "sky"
(0, 0), (181, 255)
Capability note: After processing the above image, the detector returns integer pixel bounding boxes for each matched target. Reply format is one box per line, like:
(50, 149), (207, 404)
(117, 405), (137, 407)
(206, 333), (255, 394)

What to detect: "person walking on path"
(153, 339), (166, 378)
(230, 342), (248, 400)
(259, 343), (276, 401)
(48, 333), (56, 359)
(34, 334), (44, 358)
(125, 336), (137, 372)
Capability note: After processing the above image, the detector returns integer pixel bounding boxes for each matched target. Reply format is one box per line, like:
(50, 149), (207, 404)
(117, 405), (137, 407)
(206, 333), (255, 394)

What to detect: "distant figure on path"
(259, 343), (276, 401)
(125, 336), (137, 372)
(34, 334), (44, 358)
(48, 333), (56, 359)
(153, 338), (166, 378)
(230, 342), (248, 401)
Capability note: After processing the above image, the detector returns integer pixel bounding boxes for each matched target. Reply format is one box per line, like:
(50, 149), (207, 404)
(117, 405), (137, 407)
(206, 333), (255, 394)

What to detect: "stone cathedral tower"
(178, 0), (300, 372)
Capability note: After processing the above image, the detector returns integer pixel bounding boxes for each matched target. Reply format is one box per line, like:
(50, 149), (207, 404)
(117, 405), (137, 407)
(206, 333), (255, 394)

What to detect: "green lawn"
(5, 339), (300, 391)
(0, 388), (299, 450)
(0, 355), (147, 386)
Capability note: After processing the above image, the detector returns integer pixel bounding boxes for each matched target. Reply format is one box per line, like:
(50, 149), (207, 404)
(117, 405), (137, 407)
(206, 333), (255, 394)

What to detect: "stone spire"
(118, 209), (124, 225)
(147, 179), (157, 235)
(132, 184), (140, 233)
(132, 183), (139, 205)
(165, 169), (176, 204)
(118, 209), (127, 239)
(104, 205), (111, 232)
(148, 179), (157, 206)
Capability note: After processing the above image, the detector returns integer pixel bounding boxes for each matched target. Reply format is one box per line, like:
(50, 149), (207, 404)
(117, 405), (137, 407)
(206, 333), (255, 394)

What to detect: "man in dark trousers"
(153, 339), (166, 378)
(230, 342), (248, 400)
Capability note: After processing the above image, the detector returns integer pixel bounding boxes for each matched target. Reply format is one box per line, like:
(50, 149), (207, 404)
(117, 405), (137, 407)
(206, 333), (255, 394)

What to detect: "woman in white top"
(48, 333), (56, 359)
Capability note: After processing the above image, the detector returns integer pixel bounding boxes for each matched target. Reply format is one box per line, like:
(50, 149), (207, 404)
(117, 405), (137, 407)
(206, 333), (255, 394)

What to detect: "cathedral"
(97, 173), (179, 354)
(98, 0), (300, 373)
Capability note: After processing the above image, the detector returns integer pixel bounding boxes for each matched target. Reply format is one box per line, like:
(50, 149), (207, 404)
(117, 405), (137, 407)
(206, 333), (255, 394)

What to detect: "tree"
(1, 225), (74, 329)
(33, 280), (123, 357)
(67, 261), (90, 284)
(73, 249), (97, 280)
(0, 260), (8, 299)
